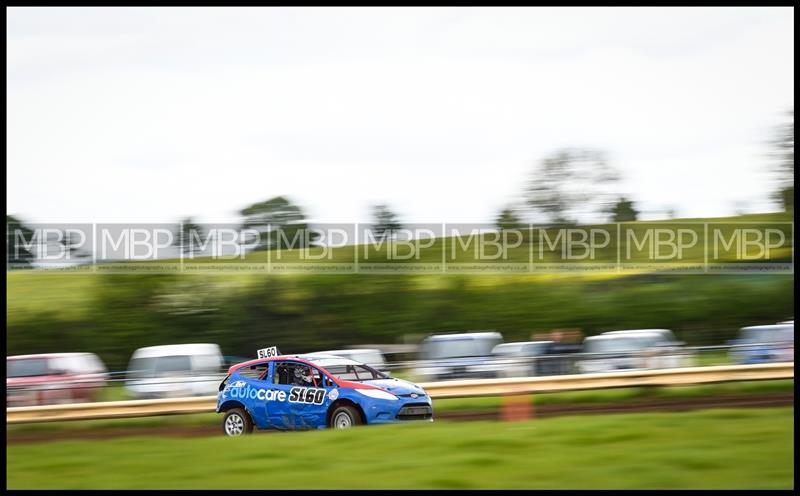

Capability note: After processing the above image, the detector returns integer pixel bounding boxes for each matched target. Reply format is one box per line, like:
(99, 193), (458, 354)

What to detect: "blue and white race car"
(216, 351), (433, 436)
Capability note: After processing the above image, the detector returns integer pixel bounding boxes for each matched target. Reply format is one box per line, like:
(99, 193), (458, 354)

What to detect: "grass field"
(7, 407), (794, 489)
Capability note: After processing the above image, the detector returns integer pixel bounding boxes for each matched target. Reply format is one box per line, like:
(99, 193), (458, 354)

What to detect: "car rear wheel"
(223, 408), (254, 436)
(330, 405), (362, 429)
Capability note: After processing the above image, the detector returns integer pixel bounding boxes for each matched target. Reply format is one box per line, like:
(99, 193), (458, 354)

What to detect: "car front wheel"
(223, 408), (254, 437)
(330, 405), (362, 429)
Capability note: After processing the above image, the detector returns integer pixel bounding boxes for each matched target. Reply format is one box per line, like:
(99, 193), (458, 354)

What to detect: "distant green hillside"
(7, 213), (794, 369)
(148, 212), (794, 267)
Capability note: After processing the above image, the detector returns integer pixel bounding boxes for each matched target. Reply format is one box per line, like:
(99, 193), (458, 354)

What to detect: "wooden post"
(500, 394), (534, 422)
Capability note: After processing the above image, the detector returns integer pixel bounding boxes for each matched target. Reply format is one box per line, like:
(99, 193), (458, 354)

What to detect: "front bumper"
(395, 403), (433, 420)
(365, 397), (434, 424)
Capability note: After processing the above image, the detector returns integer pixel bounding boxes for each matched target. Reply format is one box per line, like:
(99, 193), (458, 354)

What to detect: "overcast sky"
(7, 7), (794, 225)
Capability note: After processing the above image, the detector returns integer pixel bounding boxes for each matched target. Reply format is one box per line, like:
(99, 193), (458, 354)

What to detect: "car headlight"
(356, 388), (398, 401)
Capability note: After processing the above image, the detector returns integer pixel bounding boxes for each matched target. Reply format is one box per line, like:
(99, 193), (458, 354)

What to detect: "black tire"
(330, 405), (362, 429)
(223, 408), (254, 437)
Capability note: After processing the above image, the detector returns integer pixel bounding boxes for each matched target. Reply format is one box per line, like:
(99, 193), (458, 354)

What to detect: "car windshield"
(741, 326), (794, 344)
(7, 358), (50, 378)
(607, 332), (668, 347)
(424, 337), (502, 359)
(521, 342), (550, 355)
(154, 355), (193, 375)
(352, 351), (384, 365)
(323, 363), (389, 382)
(128, 355), (193, 378)
(585, 337), (646, 353)
(493, 344), (523, 355)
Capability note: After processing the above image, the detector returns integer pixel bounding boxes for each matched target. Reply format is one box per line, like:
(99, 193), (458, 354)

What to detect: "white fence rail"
(6, 362), (793, 424)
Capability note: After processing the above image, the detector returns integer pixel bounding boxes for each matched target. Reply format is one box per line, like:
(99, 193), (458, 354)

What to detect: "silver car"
(578, 329), (693, 373)
(413, 331), (504, 382)
(481, 341), (554, 378)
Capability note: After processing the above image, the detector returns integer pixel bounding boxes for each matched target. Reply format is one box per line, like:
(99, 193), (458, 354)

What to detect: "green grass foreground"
(7, 407), (794, 489)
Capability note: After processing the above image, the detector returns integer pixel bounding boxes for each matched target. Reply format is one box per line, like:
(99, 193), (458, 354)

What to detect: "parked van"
(729, 323), (794, 364)
(125, 343), (224, 399)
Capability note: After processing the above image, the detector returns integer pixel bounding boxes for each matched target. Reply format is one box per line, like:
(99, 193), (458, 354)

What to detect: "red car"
(7, 353), (109, 406)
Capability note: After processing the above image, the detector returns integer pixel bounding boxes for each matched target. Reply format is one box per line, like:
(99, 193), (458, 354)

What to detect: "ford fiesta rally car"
(216, 352), (433, 435)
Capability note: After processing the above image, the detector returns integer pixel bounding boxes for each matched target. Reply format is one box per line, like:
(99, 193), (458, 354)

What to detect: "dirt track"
(7, 392), (793, 445)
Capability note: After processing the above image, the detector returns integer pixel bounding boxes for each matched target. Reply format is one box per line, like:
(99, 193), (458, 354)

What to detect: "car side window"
(291, 364), (318, 387)
(320, 372), (335, 388)
(310, 367), (335, 388)
(272, 362), (332, 388)
(238, 364), (269, 380)
(273, 362), (294, 385)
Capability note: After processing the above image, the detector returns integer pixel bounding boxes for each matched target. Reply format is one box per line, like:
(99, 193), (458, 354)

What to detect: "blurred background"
(6, 6), (794, 490)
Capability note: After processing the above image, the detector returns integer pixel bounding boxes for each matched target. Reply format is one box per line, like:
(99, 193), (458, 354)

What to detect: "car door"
(229, 362), (270, 427)
(267, 361), (309, 429)
(298, 367), (337, 428)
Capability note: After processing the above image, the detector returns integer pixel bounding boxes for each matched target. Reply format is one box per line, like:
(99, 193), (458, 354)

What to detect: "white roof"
(131, 343), (221, 359)
(425, 331), (502, 340)
(603, 329), (673, 335)
(585, 334), (646, 341)
(741, 324), (793, 331)
(492, 341), (553, 354)
(299, 355), (362, 367)
(315, 349), (381, 355)
(7, 352), (95, 361)
(494, 341), (552, 347)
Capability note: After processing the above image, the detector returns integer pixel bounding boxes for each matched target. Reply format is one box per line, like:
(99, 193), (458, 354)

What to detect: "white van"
(729, 323), (794, 364)
(125, 343), (224, 399)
